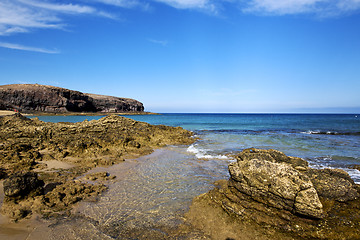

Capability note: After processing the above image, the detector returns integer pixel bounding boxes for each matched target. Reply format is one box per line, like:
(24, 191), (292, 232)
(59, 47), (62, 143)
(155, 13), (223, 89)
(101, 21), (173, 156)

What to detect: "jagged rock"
(0, 84), (144, 113)
(3, 172), (44, 198)
(229, 158), (323, 218)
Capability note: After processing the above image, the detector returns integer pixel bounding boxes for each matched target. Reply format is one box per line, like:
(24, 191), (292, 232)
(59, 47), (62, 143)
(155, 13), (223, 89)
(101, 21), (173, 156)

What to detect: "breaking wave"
(187, 144), (230, 160)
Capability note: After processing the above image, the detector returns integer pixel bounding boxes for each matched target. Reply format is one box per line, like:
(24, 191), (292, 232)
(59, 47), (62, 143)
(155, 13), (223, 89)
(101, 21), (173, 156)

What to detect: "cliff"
(0, 84), (144, 113)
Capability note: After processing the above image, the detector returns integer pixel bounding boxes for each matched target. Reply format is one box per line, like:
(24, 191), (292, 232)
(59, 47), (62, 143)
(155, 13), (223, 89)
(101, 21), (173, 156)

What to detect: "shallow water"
(46, 146), (230, 239)
(31, 113), (360, 182)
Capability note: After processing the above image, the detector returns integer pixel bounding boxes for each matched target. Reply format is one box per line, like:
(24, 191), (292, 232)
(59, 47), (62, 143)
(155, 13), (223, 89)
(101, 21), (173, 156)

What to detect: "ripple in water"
(47, 146), (230, 239)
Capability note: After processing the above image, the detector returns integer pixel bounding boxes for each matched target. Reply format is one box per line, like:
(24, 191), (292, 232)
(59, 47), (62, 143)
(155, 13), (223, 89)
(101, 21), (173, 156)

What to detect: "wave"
(187, 144), (230, 160)
(310, 164), (360, 184)
(301, 130), (360, 136)
(199, 129), (360, 136)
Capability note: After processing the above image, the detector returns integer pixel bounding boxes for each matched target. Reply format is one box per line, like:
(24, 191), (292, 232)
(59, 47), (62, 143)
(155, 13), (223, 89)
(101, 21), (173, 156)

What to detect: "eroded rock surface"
(229, 158), (323, 218)
(186, 148), (360, 239)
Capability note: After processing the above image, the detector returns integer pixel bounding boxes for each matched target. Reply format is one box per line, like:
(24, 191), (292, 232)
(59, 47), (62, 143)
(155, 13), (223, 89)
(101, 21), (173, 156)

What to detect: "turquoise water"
(31, 113), (360, 182)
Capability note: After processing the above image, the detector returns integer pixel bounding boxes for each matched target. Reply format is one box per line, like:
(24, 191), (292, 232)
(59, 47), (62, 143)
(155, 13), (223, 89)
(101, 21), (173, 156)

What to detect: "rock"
(42, 181), (107, 211)
(0, 113), (194, 220)
(305, 168), (359, 202)
(186, 149), (360, 239)
(229, 158), (323, 218)
(235, 148), (308, 168)
(3, 172), (44, 198)
(82, 172), (116, 181)
(0, 113), (194, 173)
(0, 84), (144, 113)
(0, 167), (7, 179)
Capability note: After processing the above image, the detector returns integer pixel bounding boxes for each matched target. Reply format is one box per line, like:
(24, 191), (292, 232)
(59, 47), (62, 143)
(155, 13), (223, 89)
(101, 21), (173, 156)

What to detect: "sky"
(1, 0), (360, 113)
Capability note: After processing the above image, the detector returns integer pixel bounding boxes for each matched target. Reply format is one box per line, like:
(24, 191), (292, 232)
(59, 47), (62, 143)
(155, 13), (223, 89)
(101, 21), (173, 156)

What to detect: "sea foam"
(187, 144), (229, 160)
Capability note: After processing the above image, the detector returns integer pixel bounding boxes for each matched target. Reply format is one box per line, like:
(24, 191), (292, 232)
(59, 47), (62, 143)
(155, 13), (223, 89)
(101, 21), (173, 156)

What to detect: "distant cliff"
(0, 84), (144, 113)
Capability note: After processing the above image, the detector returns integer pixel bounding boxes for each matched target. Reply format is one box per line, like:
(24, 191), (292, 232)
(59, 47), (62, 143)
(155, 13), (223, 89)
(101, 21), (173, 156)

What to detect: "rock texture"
(186, 148), (360, 240)
(0, 113), (194, 220)
(0, 84), (144, 113)
(229, 158), (323, 219)
(3, 172), (44, 198)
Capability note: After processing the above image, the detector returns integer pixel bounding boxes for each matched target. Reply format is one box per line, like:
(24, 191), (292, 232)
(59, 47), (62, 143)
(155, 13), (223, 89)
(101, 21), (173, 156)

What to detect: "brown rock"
(229, 158), (323, 218)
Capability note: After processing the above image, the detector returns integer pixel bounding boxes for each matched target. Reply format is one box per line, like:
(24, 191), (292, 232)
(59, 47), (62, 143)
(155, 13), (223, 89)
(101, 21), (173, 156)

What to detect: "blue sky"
(1, 0), (360, 113)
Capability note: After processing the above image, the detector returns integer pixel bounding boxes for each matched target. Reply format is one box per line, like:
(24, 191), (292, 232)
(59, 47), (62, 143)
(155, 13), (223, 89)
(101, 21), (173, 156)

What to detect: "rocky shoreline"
(185, 148), (360, 239)
(1, 113), (360, 239)
(0, 113), (194, 221)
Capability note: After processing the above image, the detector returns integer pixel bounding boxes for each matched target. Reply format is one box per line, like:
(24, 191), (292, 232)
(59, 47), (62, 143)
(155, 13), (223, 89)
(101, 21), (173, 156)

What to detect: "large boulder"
(229, 158), (323, 218)
(186, 149), (360, 239)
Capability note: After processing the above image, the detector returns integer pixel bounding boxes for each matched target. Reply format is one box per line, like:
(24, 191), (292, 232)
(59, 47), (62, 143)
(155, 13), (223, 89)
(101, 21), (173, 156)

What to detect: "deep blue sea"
(31, 113), (360, 183)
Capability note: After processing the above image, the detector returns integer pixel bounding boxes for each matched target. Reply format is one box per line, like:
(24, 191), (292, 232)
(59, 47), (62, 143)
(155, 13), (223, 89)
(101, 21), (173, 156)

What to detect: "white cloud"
(148, 38), (168, 46)
(153, 0), (218, 13)
(94, 0), (140, 8)
(0, 0), (119, 52)
(242, 0), (360, 16)
(18, 0), (96, 14)
(0, 1), (62, 35)
(0, 0), (115, 36)
(0, 41), (60, 54)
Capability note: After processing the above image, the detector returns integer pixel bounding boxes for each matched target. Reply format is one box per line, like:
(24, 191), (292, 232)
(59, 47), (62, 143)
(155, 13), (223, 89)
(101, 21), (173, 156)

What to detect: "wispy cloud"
(242, 0), (360, 16)
(199, 88), (258, 97)
(148, 38), (168, 46)
(0, 41), (60, 54)
(94, 0), (141, 8)
(0, 0), (115, 36)
(153, 0), (218, 13)
(0, 0), (119, 53)
(17, 0), (96, 14)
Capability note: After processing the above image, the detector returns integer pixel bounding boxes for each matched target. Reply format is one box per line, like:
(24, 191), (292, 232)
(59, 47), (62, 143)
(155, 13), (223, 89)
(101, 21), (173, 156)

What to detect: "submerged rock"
(186, 148), (360, 239)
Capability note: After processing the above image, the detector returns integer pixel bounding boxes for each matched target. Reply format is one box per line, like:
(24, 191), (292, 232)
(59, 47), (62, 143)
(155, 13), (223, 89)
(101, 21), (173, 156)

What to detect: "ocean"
(32, 113), (360, 183)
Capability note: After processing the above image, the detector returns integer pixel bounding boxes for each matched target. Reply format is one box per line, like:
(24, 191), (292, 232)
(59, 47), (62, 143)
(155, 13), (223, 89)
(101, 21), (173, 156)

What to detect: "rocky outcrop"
(0, 113), (194, 174)
(186, 148), (360, 239)
(0, 113), (194, 220)
(0, 84), (144, 113)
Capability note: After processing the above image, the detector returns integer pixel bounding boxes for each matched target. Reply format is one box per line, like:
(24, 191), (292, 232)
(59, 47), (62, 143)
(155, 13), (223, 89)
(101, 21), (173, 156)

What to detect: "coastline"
(1, 113), (360, 239)
(0, 110), (159, 116)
